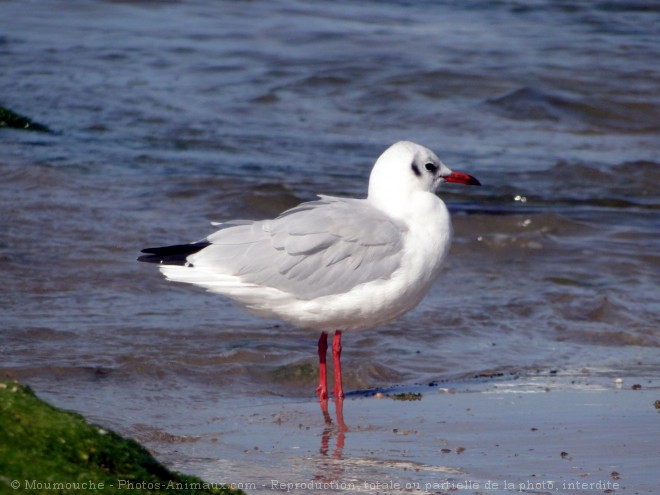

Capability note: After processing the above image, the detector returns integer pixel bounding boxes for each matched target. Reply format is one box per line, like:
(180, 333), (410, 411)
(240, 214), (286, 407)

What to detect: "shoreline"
(2, 372), (657, 494)
(142, 372), (658, 494)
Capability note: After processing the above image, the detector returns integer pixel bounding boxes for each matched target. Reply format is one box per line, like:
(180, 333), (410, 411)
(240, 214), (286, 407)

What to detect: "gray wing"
(195, 196), (407, 300)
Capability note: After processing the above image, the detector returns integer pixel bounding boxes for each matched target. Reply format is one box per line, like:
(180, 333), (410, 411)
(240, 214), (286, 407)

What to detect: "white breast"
(269, 192), (453, 331)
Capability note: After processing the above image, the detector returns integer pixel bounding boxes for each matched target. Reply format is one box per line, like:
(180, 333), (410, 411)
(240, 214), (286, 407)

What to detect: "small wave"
(485, 87), (660, 132)
(458, 158), (659, 211)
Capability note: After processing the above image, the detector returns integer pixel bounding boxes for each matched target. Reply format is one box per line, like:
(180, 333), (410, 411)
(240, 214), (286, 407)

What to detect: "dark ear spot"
(411, 164), (421, 177)
(425, 162), (438, 174)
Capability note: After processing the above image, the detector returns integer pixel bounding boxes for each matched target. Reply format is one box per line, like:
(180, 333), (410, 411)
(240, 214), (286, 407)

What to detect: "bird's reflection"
(319, 396), (347, 432)
(314, 397), (347, 482)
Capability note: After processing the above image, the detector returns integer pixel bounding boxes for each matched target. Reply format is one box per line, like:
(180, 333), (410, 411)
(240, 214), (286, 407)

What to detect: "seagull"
(138, 141), (480, 407)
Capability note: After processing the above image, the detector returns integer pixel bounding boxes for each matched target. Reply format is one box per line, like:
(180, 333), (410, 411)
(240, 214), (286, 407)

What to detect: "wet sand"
(133, 373), (658, 495)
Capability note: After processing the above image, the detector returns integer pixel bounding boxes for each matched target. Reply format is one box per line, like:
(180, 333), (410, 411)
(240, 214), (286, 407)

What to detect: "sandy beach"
(130, 372), (658, 495)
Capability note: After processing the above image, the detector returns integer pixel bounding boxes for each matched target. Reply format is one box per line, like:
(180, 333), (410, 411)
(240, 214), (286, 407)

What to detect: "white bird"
(139, 141), (480, 404)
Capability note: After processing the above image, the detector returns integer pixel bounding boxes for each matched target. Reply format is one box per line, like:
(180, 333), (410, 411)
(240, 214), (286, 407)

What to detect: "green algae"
(271, 363), (316, 384)
(0, 381), (244, 495)
(0, 106), (50, 132)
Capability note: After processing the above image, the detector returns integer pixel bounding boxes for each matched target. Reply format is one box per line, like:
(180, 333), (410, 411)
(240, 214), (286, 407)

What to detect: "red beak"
(444, 171), (481, 186)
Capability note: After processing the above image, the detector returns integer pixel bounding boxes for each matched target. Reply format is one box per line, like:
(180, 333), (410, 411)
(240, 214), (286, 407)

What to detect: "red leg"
(316, 331), (328, 401)
(332, 330), (344, 399)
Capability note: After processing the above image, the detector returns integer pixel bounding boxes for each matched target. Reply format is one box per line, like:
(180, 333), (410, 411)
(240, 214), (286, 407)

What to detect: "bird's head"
(368, 141), (480, 208)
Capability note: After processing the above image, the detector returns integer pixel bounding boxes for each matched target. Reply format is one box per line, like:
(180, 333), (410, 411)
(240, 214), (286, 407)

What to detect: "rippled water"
(1, 0), (659, 451)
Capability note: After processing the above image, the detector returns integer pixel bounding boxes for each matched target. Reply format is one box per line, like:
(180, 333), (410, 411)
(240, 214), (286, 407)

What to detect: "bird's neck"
(368, 189), (444, 224)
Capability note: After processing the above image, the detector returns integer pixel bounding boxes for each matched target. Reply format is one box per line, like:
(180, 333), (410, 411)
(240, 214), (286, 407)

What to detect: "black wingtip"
(137, 241), (211, 265)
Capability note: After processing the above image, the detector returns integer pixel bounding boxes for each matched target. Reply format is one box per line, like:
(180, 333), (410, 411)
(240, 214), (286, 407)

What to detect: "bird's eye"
(424, 162), (438, 173)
